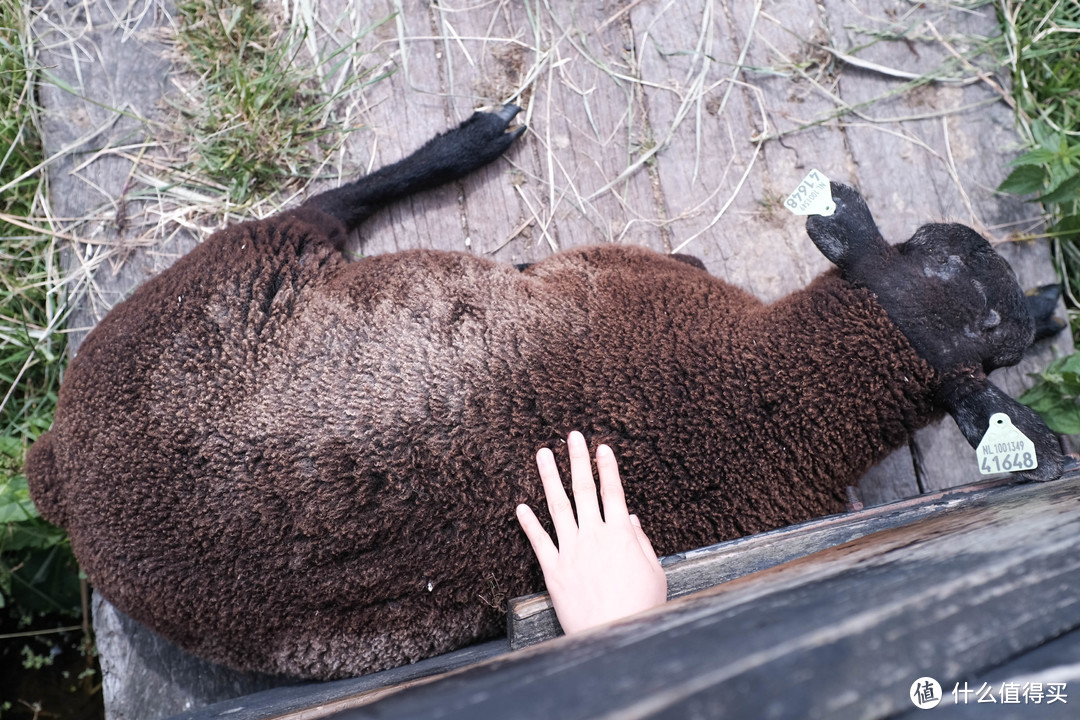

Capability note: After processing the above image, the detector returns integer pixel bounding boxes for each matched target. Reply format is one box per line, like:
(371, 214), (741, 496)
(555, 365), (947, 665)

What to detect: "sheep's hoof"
(451, 104), (527, 161)
(495, 103), (522, 123)
(479, 104), (526, 143)
(406, 104), (525, 184)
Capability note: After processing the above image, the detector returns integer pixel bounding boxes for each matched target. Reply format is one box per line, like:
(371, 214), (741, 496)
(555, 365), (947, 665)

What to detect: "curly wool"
(26, 205), (941, 679)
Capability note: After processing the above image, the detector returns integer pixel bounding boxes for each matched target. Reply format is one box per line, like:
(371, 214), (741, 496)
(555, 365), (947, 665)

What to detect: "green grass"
(0, 0), (78, 621)
(995, 0), (1080, 432)
(997, 0), (1080, 254)
(172, 0), (393, 207)
(0, 0), (93, 713)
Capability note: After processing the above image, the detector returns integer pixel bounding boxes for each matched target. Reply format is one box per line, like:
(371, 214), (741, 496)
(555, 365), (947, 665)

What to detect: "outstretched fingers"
(518, 434), (670, 634)
(595, 444), (629, 524)
(516, 503), (558, 569)
(567, 431), (602, 525)
(536, 447), (577, 550)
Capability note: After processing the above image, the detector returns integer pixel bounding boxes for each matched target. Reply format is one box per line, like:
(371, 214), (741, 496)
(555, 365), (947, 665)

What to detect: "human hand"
(516, 431), (668, 634)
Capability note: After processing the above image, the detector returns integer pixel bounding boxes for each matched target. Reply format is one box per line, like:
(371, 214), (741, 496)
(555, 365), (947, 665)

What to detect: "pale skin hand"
(515, 431), (668, 634)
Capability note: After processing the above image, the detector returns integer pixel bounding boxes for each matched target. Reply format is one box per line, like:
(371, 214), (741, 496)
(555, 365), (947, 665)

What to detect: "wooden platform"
(27, 0), (1076, 717)
(170, 470), (1080, 720)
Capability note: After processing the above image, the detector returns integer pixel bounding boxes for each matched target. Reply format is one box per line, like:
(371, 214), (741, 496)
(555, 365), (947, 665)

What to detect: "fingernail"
(598, 444), (613, 458)
(629, 514), (641, 527)
(568, 430), (584, 444)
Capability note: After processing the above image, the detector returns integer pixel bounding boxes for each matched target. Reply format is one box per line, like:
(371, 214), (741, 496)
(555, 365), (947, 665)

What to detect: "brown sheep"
(25, 106), (1063, 680)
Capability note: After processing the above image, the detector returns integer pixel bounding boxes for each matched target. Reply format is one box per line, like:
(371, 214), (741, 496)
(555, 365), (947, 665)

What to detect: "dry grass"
(21, 1), (1030, 307)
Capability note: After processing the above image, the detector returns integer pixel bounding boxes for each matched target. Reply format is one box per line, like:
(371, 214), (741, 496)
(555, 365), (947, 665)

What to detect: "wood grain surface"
(184, 471), (1080, 720)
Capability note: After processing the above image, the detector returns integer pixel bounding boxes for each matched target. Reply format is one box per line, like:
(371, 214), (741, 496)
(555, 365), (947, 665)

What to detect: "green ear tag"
(785, 169), (835, 217)
(977, 413), (1038, 474)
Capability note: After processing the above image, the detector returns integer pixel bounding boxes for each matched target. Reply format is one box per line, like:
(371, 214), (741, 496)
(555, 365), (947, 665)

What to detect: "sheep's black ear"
(1026, 283), (1068, 342)
(805, 182), (889, 273)
(943, 374), (1064, 483)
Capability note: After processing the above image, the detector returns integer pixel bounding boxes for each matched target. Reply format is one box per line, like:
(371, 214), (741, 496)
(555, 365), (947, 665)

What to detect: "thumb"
(629, 514), (660, 563)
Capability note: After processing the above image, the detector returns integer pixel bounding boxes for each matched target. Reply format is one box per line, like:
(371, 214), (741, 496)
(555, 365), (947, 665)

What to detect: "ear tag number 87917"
(976, 413), (1037, 474)
(785, 169), (835, 217)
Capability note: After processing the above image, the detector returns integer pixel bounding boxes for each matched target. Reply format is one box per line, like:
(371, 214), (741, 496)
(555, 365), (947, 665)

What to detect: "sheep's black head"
(807, 182), (1064, 483)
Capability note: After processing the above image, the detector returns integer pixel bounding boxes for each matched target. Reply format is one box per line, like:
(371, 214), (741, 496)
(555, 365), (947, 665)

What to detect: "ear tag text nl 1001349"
(977, 412), (1037, 475)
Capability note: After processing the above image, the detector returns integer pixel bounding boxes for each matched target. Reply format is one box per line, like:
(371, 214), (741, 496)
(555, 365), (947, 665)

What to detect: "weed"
(996, 0), (1080, 431)
(0, 0), (96, 714)
(169, 0), (393, 207)
(19, 645), (54, 671)
(0, 0), (79, 621)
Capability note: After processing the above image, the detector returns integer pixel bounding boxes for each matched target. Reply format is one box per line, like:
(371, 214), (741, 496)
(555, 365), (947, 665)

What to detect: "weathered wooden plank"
(310, 0), (663, 264)
(858, 445), (920, 506)
(35, 0), (195, 352)
(93, 594), (285, 716)
(629, 0), (832, 295)
(427, 0), (546, 263)
(322, 471), (1080, 720)
(895, 625), (1080, 718)
(506, 471), (1025, 650)
(472, 1), (662, 254)
(167, 640), (508, 720)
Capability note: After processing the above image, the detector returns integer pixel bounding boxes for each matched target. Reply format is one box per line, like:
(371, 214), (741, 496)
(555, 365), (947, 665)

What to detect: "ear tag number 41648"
(977, 413), (1037, 474)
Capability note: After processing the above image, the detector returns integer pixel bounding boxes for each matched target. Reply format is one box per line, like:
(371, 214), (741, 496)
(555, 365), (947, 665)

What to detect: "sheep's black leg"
(305, 105), (525, 232)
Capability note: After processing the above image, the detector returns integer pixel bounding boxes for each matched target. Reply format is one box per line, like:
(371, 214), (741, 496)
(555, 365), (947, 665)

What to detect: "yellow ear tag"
(977, 413), (1038, 474)
(785, 169), (835, 217)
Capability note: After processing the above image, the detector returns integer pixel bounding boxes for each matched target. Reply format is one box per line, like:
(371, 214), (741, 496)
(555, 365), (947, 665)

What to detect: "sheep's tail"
(24, 431), (68, 528)
(303, 105), (525, 233)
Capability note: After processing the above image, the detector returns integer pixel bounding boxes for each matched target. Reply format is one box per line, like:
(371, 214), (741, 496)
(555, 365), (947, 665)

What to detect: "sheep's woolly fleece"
(26, 202), (942, 679)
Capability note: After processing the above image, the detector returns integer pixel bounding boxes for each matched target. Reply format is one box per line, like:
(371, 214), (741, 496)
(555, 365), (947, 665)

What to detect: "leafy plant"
(0, 473), (81, 619)
(1018, 354), (1080, 434)
(0, 0), (79, 622)
(996, 0), (1080, 431)
(998, 120), (1080, 253)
